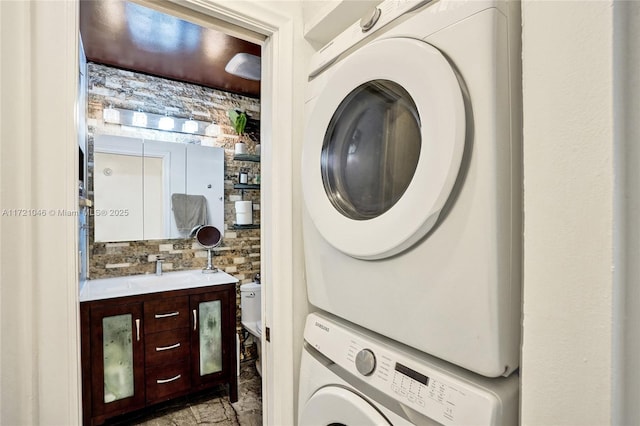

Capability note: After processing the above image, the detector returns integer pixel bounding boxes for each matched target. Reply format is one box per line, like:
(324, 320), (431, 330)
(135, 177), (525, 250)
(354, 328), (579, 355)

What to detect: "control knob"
(355, 348), (376, 376)
(360, 8), (381, 32)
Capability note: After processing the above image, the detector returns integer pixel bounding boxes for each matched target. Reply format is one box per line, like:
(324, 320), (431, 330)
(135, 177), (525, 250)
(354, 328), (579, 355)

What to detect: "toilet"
(240, 282), (262, 376)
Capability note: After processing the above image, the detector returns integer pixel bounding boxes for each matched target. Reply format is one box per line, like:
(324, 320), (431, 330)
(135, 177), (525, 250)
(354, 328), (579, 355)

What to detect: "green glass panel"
(199, 300), (222, 376)
(103, 314), (134, 403)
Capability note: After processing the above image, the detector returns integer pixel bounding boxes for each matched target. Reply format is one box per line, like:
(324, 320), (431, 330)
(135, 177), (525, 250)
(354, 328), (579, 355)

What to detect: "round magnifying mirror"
(193, 225), (222, 273)
(195, 225), (222, 248)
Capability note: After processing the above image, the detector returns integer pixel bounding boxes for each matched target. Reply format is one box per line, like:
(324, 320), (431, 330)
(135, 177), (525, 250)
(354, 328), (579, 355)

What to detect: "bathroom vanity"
(79, 270), (238, 426)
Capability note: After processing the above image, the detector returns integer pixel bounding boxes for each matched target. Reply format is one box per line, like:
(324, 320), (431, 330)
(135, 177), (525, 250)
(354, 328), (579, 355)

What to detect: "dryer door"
(300, 386), (392, 426)
(302, 38), (465, 260)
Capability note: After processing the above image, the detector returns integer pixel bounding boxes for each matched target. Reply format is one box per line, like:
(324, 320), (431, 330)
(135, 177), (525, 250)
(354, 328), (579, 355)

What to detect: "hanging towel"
(171, 193), (208, 232)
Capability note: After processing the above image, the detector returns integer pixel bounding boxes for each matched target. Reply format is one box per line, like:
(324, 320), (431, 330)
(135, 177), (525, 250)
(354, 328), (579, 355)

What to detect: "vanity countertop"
(79, 269), (239, 302)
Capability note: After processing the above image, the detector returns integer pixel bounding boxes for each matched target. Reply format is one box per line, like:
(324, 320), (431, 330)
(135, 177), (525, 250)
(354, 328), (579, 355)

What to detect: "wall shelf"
(233, 154), (260, 163)
(232, 224), (260, 230)
(234, 183), (260, 190)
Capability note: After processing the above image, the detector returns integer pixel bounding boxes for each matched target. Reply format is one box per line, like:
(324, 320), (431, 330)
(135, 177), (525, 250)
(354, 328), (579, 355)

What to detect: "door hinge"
(265, 326), (270, 342)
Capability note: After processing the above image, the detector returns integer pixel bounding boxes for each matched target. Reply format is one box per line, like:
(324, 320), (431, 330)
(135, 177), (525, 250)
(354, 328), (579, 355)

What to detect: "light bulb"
(103, 106), (120, 123)
(205, 123), (220, 137)
(132, 111), (147, 127)
(158, 116), (175, 131)
(182, 119), (198, 133)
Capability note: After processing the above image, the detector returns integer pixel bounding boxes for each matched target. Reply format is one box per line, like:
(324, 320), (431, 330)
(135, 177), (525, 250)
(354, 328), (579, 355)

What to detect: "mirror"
(194, 225), (222, 248)
(93, 134), (224, 242)
(193, 225), (222, 273)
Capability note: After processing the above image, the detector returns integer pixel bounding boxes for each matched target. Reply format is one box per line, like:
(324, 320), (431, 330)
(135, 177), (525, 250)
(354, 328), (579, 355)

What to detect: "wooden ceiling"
(80, 0), (261, 98)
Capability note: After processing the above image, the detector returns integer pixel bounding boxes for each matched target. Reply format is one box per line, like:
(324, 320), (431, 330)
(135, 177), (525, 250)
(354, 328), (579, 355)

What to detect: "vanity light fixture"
(102, 107), (212, 136)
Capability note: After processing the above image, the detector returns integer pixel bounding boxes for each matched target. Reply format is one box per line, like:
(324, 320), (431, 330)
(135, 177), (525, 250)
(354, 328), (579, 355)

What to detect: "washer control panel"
(392, 362), (430, 405)
(305, 313), (518, 425)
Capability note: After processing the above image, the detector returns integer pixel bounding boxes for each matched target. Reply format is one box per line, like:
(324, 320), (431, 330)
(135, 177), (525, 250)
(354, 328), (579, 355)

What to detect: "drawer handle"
(155, 342), (181, 352)
(154, 311), (180, 319)
(156, 374), (181, 384)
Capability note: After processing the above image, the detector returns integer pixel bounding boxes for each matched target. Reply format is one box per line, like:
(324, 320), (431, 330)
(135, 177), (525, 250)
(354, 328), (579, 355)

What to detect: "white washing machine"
(302, 0), (522, 377)
(298, 312), (519, 425)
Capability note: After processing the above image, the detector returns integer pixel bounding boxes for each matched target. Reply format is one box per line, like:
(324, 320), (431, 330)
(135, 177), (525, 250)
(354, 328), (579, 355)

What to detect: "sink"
(80, 269), (239, 302)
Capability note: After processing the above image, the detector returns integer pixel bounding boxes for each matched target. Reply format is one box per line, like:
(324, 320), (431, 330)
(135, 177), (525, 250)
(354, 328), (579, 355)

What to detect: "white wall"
(0, 1), (81, 424)
(521, 1), (615, 424)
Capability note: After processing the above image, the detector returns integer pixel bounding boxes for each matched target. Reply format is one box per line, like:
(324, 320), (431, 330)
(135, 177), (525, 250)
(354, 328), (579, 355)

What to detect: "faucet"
(155, 256), (165, 276)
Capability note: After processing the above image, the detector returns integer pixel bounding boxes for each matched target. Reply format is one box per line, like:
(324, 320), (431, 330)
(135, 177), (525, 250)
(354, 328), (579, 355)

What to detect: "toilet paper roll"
(235, 200), (252, 213)
(236, 212), (253, 225)
(235, 201), (253, 225)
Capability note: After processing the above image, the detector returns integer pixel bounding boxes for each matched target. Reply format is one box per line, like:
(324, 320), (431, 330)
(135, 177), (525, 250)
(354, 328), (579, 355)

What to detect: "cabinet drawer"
(145, 328), (190, 366)
(144, 296), (189, 333)
(145, 361), (190, 403)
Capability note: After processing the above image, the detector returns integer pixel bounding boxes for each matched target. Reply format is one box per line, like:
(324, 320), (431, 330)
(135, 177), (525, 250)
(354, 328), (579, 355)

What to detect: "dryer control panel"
(309, 0), (433, 78)
(304, 312), (518, 425)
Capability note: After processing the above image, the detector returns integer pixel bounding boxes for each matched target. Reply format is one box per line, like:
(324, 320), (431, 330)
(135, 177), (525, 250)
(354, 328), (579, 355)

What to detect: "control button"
(355, 348), (376, 376)
(360, 8), (381, 32)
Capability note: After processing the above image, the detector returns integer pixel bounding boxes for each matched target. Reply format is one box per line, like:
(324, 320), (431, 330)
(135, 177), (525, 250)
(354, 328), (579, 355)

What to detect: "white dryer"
(302, 0), (522, 377)
(298, 312), (519, 425)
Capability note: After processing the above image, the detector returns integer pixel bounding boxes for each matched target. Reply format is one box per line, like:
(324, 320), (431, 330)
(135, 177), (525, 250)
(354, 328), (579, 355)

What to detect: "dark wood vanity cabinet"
(80, 283), (237, 426)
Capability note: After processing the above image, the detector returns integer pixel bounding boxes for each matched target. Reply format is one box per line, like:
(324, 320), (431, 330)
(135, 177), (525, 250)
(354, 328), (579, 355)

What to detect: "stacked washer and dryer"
(299, 0), (522, 424)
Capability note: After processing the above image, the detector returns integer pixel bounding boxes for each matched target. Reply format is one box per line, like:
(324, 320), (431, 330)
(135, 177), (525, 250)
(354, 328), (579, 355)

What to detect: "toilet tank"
(240, 282), (261, 324)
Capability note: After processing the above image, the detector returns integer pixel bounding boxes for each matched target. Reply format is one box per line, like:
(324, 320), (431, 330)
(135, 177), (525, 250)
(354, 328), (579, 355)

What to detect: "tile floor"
(107, 361), (262, 426)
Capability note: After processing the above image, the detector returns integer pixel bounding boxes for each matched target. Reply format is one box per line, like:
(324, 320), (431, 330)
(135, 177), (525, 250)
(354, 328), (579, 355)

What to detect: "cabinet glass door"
(90, 302), (144, 415)
(198, 300), (222, 375)
(190, 290), (231, 387)
(102, 314), (135, 402)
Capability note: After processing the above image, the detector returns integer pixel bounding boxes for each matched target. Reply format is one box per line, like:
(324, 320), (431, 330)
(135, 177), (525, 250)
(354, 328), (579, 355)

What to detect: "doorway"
(79, 1), (265, 423)
(0, 1), (296, 425)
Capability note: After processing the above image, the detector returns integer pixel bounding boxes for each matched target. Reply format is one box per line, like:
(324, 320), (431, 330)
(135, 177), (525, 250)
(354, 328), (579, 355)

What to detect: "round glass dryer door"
(300, 386), (391, 426)
(322, 80), (421, 221)
(303, 37), (466, 260)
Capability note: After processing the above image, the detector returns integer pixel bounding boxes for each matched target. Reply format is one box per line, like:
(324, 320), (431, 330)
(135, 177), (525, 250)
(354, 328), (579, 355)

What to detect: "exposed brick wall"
(86, 63), (261, 360)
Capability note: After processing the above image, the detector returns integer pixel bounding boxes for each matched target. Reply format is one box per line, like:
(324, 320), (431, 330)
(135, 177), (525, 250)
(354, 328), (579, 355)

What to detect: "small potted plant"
(228, 109), (248, 155)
